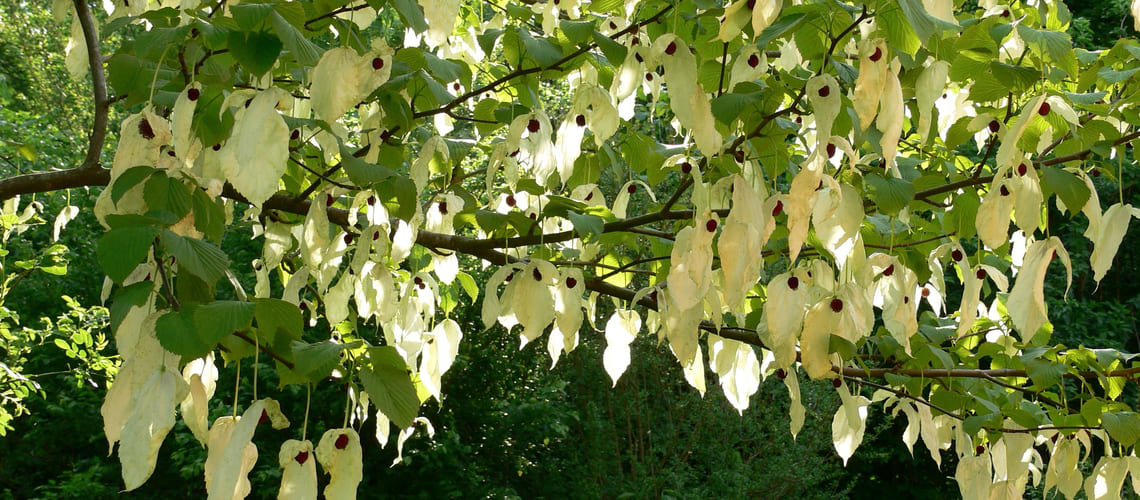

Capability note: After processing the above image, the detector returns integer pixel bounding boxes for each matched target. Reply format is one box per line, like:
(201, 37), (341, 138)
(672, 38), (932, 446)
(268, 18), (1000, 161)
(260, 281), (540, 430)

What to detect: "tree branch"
(0, 167), (110, 200)
(74, 0), (109, 171)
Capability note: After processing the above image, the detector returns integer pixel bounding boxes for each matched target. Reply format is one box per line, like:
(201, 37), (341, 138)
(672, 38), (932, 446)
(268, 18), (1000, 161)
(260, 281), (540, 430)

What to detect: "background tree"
(4, 0), (1140, 498)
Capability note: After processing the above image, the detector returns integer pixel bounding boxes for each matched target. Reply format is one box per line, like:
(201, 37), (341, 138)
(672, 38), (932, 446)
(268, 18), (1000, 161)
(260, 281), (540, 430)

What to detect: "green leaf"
(474, 98), (504, 135)
(269, 10), (322, 66)
(1063, 90), (1109, 106)
(390, 0), (428, 32)
(97, 225), (160, 283)
(561, 20), (596, 44)
(106, 213), (179, 228)
(567, 152), (602, 188)
(375, 176), (418, 221)
(621, 132), (665, 175)
(1040, 166), (1091, 213)
(897, 0), (953, 44)
(711, 92), (763, 125)
(990, 62), (1042, 92)
(254, 298), (303, 341)
(754, 12), (805, 49)
(175, 273), (215, 305)
(412, 69), (456, 107)
(567, 212), (604, 243)
(967, 72), (1010, 103)
(159, 230), (229, 285)
(111, 166), (156, 204)
(1023, 358), (1067, 389)
(1015, 24), (1071, 62)
(456, 271), (479, 301)
(157, 301), (255, 360)
(227, 30), (282, 76)
(942, 189), (980, 240)
(879, 5), (921, 56)
(519, 29), (563, 67)
(109, 281), (156, 332)
(865, 174), (915, 216)
(135, 26), (191, 60)
(473, 210), (509, 234)
(360, 346), (420, 429)
(340, 145), (397, 186)
(588, 0), (622, 13)
(290, 340), (354, 383)
(1101, 412), (1140, 447)
(592, 31), (626, 64)
(13, 142), (36, 162)
(1098, 66), (1139, 84)
(477, 29), (503, 56)
(191, 189), (226, 243)
(155, 307), (199, 357)
(144, 174), (193, 220)
(229, 3), (275, 30)
(197, 300), (255, 341)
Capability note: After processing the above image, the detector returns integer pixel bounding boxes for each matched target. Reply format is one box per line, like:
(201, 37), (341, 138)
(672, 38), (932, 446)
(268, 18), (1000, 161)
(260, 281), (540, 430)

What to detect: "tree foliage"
(6, 0), (1140, 497)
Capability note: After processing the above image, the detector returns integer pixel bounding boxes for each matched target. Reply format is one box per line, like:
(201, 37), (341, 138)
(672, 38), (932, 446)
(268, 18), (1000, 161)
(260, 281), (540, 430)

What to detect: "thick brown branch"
(0, 167), (110, 200)
(74, 0), (109, 170)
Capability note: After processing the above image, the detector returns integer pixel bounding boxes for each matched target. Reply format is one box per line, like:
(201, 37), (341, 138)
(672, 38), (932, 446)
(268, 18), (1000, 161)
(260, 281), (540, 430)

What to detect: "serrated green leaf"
(375, 176), (418, 221)
(1101, 412), (1140, 446)
(159, 230), (229, 285)
(191, 189), (225, 243)
(943, 189), (980, 240)
(227, 30), (282, 76)
(968, 72), (1010, 103)
(291, 340), (353, 383)
(158, 301), (256, 360)
(340, 145), (396, 186)
(229, 3), (275, 30)
(990, 62), (1042, 92)
(112, 166), (156, 204)
(865, 174), (915, 216)
(473, 210), (509, 234)
(711, 92), (763, 126)
(1040, 166), (1090, 213)
(880, 5), (921, 56)
(154, 307), (200, 357)
(175, 273), (214, 305)
(361, 346), (420, 429)
(269, 10), (322, 66)
(255, 298), (303, 341)
(135, 25), (191, 60)
(518, 29), (563, 67)
(1015, 24), (1071, 62)
(898, 0), (956, 44)
(98, 225), (159, 283)
(109, 281), (155, 332)
(1024, 358), (1067, 389)
(592, 31), (626, 64)
(561, 20), (595, 44)
(755, 12), (805, 49)
(390, 0), (428, 32)
(144, 174), (192, 220)
(567, 212), (604, 243)
(474, 98), (503, 135)
(1098, 66), (1140, 84)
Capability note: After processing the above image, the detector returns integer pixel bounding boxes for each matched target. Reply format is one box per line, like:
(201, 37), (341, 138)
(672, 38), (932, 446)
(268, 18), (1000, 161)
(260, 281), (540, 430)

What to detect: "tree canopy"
(5, 0), (1140, 497)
